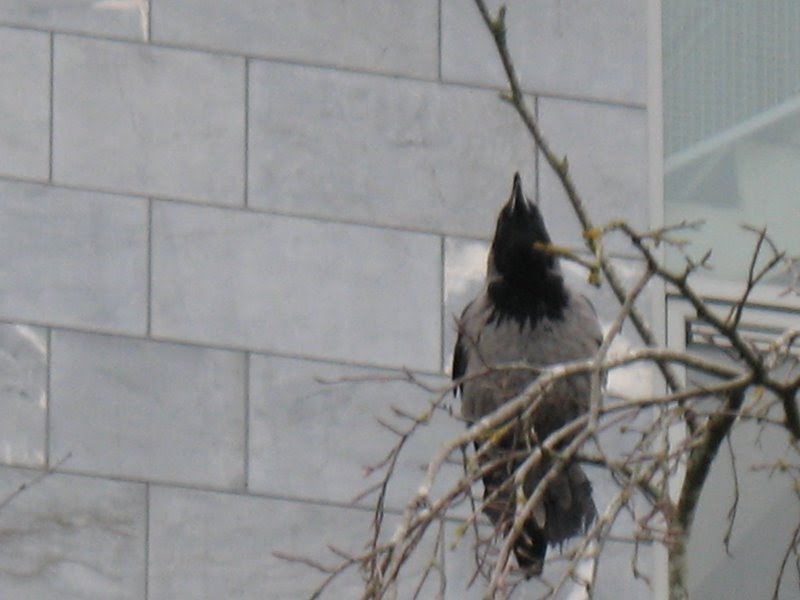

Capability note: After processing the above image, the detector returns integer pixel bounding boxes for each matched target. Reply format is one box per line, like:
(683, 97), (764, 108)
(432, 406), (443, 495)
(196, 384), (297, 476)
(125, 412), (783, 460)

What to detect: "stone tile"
(0, 467), (146, 599)
(0, 27), (50, 180)
(248, 61), (535, 237)
(149, 486), (476, 599)
(0, 323), (47, 467)
(441, 0), (647, 105)
(151, 0), (438, 79)
(148, 483), (622, 599)
(148, 487), (369, 599)
(53, 35), (245, 205)
(537, 97), (649, 255)
(248, 355), (463, 508)
(0, 0), (147, 40)
(443, 236), (489, 373)
(49, 330), (245, 488)
(151, 202), (441, 370)
(0, 180), (147, 333)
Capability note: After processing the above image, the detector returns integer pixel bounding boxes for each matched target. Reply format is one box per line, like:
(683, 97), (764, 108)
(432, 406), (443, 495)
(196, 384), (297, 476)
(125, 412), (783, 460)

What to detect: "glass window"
(667, 299), (800, 599)
(663, 1), (800, 283)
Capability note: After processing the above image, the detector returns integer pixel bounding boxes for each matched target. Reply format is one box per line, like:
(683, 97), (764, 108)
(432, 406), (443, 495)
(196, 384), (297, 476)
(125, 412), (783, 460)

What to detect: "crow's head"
(489, 173), (557, 287)
(486, 173), (567, 324)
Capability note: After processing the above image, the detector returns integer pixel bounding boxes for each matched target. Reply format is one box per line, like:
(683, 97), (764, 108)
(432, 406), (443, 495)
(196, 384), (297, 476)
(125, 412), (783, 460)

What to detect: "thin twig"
(472, 0), (684, 398)
(772, 520), (800, 600)
(722, 434), (740, 556)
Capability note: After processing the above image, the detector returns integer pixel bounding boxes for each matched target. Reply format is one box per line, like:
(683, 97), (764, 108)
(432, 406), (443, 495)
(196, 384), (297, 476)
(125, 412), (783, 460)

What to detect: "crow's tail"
(477, 438), (596, 578)
(538, 462), (596, 546)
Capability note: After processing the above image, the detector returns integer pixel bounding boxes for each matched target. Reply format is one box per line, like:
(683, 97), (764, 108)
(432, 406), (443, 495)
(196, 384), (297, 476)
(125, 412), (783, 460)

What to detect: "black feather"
(487, 277), (567, 328)
(487, 172), (568, 327)
(451, 305), (471, 397)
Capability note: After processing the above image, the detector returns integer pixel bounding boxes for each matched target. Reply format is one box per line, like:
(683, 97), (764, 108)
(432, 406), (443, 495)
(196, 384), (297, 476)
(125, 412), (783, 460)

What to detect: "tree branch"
(472, 0), (684, 401)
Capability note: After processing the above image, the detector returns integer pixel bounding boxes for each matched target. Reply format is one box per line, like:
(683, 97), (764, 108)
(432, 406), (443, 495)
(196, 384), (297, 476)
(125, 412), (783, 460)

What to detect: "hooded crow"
(452, 173), (601, 576)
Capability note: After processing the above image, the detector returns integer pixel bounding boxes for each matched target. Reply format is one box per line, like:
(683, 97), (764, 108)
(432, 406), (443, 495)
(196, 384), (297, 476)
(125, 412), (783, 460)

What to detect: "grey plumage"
(452, 173), (601, 576)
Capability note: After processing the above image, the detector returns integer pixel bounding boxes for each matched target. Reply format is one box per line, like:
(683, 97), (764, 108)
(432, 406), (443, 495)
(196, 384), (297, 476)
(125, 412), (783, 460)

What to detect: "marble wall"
(0, 1), (650, 597)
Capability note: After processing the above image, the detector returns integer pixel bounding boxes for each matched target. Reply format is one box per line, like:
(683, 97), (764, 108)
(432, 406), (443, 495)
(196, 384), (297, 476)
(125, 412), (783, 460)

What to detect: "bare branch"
(472, 0), (684, 398)
(722, 435), (740, 556)
(772, 520), (800, 600)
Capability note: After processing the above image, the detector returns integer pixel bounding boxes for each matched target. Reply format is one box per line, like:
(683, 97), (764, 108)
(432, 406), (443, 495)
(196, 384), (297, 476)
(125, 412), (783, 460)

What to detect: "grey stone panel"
(149, 485), (479, 599)
(0, 0), (147, 40)
(151, 0), (438, 79)
(537, 97), (649, 255)
(248, 354), (463, 508)
(0, 322), (47, 467)
(0, 27), (50, 180)
(248, 60), (535, 237)
(441, 0), (647, 105)
(0, 180), (147, 333)
(53, 35), (245, 206)
(443, 236), (490, 373)
(151, 201), (442, 370)
(148, 486), (374, 599)
(0, 467), (146, 599)
(49, 330), (246, 488)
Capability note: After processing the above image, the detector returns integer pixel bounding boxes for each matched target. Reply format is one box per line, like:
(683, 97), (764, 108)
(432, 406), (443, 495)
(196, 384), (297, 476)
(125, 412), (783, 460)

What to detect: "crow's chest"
(459, 314), (593, 425)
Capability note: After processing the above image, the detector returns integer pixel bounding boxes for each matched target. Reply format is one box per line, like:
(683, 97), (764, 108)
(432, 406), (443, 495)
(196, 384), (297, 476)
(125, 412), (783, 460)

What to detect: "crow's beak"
(508, 172), (525, 214)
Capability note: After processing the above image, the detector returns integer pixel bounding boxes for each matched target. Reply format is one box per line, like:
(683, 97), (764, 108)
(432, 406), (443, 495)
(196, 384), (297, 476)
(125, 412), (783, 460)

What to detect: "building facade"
(0, 1), (796, 598)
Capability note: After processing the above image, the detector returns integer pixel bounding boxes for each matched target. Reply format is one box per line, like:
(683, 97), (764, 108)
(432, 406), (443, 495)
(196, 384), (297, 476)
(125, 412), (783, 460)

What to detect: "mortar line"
(0, 22), (647, 110)
(243, 352), (251, 490)
(437, 0), (443, 81)
(146, 0), (152, 42)
(48, 32), (54, 182)
(146, 198), (153, 336)
(243, 58), (250, 207)
(1, 315), (452, 377)
(44, 328), (52, 467)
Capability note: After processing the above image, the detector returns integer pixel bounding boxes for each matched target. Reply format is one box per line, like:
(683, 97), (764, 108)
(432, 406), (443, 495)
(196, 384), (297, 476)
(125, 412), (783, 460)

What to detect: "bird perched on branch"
(452, 173), (601, 576)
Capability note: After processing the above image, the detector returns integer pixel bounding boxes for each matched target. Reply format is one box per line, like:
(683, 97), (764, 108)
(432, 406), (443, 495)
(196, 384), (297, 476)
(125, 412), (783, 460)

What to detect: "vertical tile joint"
(146, 0), (153, 42)
(437, 0), (443, 82)
(147, 198), (153, 337)
(243, 351), (250, 490)
(44, 328), (52, 467)
(48, 32), (55, 183)
(243, 58), (250, 207)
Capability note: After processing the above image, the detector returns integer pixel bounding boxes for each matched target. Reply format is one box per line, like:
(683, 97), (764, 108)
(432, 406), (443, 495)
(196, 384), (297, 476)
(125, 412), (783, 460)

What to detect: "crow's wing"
(451, 301), (473, 397)
(579, 293), (603, 348)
